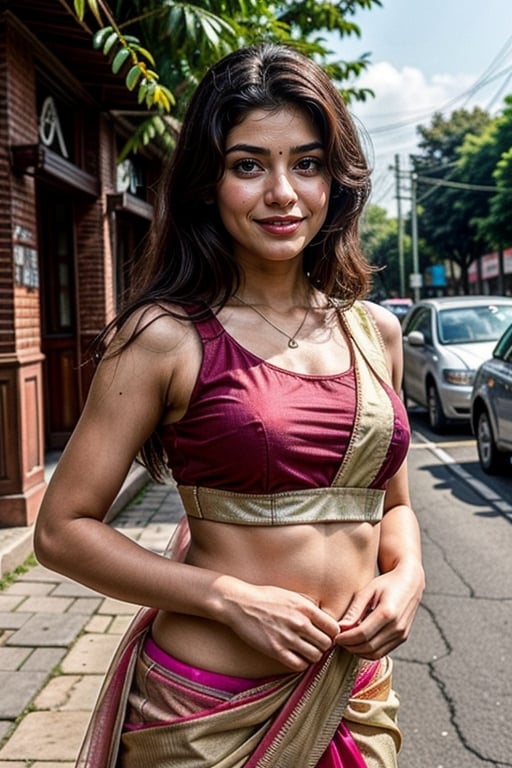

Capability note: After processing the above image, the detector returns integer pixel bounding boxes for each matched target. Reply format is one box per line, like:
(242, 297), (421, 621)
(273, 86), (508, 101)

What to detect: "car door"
(403, 306), (434, 406)
(492, 331), (512, 448)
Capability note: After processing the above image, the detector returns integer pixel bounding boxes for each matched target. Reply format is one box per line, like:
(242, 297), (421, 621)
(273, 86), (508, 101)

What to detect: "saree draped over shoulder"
(75, 303), (404, 768)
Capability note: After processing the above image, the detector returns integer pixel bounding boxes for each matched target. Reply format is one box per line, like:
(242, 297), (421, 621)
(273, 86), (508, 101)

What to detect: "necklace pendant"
(288, 338), (299, 349)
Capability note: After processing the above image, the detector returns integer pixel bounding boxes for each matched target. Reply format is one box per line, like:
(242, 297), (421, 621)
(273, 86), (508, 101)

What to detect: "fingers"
(279, 628), (334, 671)
(270, 604), (338, 671)
(335, 606), (413, 659)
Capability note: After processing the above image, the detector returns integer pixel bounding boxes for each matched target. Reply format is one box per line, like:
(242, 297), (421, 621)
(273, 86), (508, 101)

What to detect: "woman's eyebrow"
(225, 143), (269, 156)
(225, 141), (324, 156)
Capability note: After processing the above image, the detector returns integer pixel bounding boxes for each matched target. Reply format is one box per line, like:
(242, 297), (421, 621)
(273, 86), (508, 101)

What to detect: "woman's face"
(216, 106), (331, 270)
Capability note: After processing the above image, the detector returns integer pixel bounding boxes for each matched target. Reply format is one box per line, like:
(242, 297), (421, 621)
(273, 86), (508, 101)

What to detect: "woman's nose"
(264, 173), (298, 207)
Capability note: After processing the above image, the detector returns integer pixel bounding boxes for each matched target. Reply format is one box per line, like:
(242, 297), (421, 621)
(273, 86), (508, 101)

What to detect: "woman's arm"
(34, 311), (225, 613)
(335, 302), (425, 658)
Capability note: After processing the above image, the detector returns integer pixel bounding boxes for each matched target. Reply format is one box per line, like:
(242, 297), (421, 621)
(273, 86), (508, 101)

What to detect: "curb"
(0, 527), (34, 577)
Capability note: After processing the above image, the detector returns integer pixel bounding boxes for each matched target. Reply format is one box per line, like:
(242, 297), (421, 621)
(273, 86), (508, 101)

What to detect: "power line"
(416, 175), (510, 193)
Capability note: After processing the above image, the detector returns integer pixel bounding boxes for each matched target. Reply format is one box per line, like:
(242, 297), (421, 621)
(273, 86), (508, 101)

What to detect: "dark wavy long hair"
(95, 43), (374, 478)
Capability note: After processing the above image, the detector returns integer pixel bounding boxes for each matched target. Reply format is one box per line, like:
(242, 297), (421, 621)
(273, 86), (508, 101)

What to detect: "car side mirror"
(406, 330), (426, 347)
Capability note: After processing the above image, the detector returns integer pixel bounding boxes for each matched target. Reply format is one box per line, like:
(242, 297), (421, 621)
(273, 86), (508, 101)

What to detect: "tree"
(360, 205), (412, 299)
(468, 95), (512, 248)
(411, 107), (493, 292)
(71, 0), (383, 156)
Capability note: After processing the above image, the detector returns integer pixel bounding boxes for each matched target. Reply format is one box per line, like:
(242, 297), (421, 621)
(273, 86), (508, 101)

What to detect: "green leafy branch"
(73, 0), (174, 112)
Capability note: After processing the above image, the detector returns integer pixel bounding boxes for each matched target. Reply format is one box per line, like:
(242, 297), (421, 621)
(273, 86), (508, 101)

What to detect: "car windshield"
(438, 304), (512, 345)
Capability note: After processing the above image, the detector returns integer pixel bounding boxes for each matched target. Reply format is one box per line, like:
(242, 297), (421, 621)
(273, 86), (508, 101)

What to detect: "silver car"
(471, 323), (512, 474)
(401, 296), (512, 432)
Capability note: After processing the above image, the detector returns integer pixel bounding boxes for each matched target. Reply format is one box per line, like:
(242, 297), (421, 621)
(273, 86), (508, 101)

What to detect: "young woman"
(35, 43), (425, 768)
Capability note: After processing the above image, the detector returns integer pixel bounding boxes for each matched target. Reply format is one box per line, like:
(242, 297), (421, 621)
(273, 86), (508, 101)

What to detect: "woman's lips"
(255, 217), (304, 235)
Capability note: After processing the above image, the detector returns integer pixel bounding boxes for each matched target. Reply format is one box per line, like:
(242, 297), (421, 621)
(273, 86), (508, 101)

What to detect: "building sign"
(481, 252), (499, 280)
(424, 264), (446, 287)
(116, 158), (144, 197)
(39, 96), (69, 159)
(504, 248), (512, 275)
(13, 226), (39, 290)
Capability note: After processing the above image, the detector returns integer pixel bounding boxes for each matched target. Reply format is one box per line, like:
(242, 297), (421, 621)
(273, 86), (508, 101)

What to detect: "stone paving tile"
(0, 647), (31, 670)
(52, 581), (103, 599)
(0, 612), (31, 630)
(19, 595), (74, 614)
(35, 673), (103, 711)
(97, 597), (137, 615)
(0, 671), (47, 719)
(67, 597), (102, 615)
(2, 581), (53, 596)
(6, 612), (89, 647)
(61, 633), (120, 675)
(63, 675), (103, 711)
(85, 614), (111, 633)
(109, 614), (134, 634)
(32, 763), (75, 768)
(0, 710), (89, 761)
(21, 647), (66, 672)
(16, 564), (63, 583)
(0, 761), (27, 768)
(0, 723), (12, 743)
(0, 597), (24, 613)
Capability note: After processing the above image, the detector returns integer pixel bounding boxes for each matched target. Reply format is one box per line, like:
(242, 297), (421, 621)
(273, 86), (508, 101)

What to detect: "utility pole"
(394, 155), (406, 297)
(410, 171), (422, 302)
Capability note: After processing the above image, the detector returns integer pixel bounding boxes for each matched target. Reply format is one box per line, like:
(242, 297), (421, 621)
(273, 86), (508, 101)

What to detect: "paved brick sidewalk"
(0, 480), (183, 767)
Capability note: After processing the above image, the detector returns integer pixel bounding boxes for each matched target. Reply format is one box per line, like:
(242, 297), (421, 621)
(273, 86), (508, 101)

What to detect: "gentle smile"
(255, 216), (305, 235)
(256, 216), (304, 225)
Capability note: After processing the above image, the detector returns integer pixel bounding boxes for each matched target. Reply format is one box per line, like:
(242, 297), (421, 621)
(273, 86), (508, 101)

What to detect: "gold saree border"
(333, 302), (396, 489)
(178, 484), (385, 525)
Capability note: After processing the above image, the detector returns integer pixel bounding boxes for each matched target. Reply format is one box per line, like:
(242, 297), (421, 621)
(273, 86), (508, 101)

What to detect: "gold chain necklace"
(234, 295), (311, 349)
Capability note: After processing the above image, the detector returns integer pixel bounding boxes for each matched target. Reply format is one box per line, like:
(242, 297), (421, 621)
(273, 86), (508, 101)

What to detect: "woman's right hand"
(213, 577), (339, 671)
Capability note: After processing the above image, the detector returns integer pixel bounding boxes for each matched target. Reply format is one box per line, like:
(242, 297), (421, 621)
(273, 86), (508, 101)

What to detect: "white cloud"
(347, 63), (482, 214)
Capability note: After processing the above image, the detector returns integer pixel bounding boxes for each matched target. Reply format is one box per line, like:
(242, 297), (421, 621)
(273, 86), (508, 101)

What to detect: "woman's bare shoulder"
(107, 302), (197, 357)
(361, 299), (402, 346)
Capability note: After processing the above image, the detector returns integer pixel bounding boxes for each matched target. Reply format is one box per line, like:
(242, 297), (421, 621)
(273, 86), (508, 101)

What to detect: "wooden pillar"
(0, 354), (46, 525)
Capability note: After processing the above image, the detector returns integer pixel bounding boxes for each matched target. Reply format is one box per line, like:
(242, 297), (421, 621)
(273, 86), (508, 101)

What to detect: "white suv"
(401, 296), (512, 432)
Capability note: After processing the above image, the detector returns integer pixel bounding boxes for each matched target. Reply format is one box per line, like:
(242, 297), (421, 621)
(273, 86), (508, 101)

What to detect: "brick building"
(0, 0), (161, 525)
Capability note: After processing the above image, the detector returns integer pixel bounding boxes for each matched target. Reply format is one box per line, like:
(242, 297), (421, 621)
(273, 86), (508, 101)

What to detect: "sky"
(331, 0), (512, 215)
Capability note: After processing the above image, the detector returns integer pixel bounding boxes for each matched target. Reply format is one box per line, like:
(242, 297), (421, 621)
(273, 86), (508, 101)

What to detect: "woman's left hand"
(333, 558), (425, 659)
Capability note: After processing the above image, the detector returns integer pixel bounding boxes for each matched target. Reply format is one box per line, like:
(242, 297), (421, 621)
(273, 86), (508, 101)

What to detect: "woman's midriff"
(151, 519), (380, 677)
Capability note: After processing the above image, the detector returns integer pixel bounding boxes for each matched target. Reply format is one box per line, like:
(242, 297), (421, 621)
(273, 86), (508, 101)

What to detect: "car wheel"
(476, 409), (510, 475)
(427, 382), (448, 433)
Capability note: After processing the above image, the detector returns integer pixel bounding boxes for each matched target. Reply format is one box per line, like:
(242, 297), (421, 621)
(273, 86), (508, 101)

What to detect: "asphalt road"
(393, 408), (512, 768)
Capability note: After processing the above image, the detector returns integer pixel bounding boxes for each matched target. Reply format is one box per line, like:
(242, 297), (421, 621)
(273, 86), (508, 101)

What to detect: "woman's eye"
(233, 159), (261, 174)
(296, 157), (322, 173)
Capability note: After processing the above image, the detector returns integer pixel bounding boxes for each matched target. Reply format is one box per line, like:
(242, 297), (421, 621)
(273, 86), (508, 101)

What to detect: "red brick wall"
(0, 20), (16, 356)
(4, 20), (40, 356)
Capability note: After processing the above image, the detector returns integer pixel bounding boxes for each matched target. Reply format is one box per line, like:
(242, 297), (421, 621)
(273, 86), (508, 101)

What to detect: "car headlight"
(442, 369), (475, 386)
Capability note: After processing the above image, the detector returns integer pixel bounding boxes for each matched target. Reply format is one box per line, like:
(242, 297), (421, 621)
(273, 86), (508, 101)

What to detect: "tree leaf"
(137, 83), (148, 105)
(125, 65), (142, 91)
(103, 31), (120, 56)
(112, 47), (131, 74)
(73, 0), (85, 21)
(129, 44), (156, 66)
(86, 0), (103, 27)
(92, 25), (113, 50)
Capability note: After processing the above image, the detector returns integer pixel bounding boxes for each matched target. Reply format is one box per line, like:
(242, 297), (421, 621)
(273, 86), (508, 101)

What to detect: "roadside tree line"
(363, 100), (512, 297)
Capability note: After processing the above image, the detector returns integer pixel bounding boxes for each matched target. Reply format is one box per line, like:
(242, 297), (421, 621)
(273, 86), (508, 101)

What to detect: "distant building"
(0, 1), (162, 524)
(468, 249), (512, 296)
